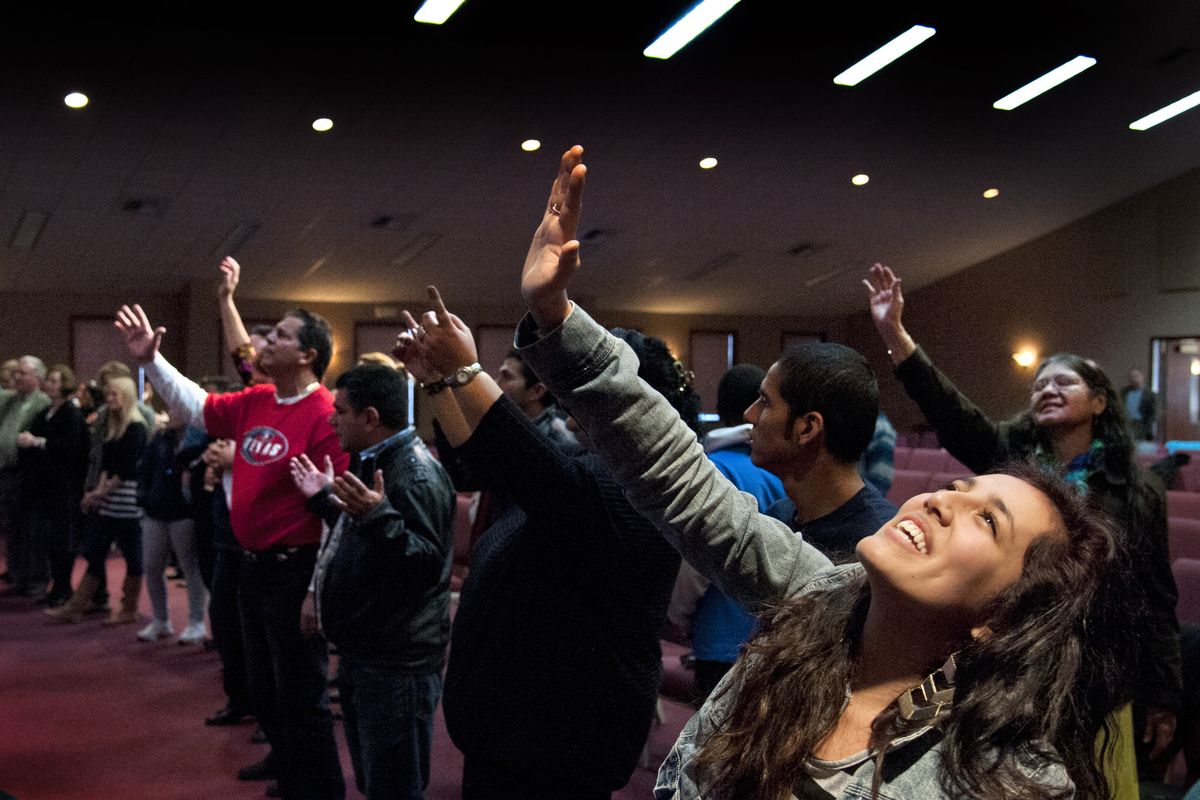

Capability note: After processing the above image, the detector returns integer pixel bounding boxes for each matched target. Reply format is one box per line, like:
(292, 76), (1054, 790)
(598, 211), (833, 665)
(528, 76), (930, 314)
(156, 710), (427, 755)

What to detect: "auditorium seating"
(1173, 558), (1200, 625)
(1170, 491), (1200, 521)
(1170, 518), (1200, 562)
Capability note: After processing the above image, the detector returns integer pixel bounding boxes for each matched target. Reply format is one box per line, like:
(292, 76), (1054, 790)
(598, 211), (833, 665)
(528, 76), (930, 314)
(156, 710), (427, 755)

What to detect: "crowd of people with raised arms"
(0, 144), (1187, 800)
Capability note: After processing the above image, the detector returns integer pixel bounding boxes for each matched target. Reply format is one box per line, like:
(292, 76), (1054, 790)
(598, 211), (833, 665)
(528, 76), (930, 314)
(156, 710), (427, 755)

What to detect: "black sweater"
(442, 396), (681, 790)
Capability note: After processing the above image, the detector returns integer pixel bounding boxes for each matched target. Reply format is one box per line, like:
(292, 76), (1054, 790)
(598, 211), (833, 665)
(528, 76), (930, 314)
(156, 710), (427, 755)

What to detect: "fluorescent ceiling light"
(993, 55), (1096, 111)
(1129, 88), (1200, 131)
(414, 0), (467, 25)
(833, 25), (936, 87)
(644, 0), (741, 60)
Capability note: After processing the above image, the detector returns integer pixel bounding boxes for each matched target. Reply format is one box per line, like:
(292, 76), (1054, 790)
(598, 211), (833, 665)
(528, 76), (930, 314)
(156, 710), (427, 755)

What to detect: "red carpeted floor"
(0, 556), (691, 800)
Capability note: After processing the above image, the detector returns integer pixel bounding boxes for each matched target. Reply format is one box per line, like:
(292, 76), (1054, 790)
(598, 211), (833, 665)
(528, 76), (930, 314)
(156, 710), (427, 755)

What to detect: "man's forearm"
(219, 295), (251, 352)
(143, 352), (208, 431)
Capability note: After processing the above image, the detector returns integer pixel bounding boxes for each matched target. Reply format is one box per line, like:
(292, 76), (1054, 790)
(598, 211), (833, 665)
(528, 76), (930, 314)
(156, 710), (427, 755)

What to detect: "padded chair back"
(1169, 517), (1200, 562)
(1172, 558), (1200, 624)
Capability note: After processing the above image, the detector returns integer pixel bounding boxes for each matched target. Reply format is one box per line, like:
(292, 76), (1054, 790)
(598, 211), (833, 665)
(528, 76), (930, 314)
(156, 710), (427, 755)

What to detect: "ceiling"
(1, 2), (1198, 317)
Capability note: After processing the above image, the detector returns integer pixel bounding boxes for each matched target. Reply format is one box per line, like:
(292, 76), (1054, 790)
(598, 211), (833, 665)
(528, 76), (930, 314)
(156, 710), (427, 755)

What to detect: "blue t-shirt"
(692, 445), (785, 663)
(765, 482), (898, 563)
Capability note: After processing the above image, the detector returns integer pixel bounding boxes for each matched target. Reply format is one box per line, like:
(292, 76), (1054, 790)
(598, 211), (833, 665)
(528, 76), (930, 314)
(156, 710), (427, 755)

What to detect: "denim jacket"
(517, 305), (1074, 800)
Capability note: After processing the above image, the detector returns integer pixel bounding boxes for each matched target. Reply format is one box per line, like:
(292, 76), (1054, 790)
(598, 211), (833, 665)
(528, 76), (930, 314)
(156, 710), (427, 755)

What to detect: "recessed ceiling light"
(312, 118), (334, 132)
(64, 92), (88, 109)
(414, 0), (468, 24)
(993, 56), (1096, 111)
(644, 0), (742, 60)
(1129, 88), (1200, 131)
(699, 157), (718, 170)
(851, 174), (870, 186)
(521, 139), (541, 152)
(983, 188), (1000, 199)
(833, 25), (936, 87)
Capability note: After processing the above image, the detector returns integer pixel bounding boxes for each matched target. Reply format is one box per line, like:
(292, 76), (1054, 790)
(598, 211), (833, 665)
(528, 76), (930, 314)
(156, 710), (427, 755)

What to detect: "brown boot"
(104, 574), (142, 625)
(46, 573), (101, 624)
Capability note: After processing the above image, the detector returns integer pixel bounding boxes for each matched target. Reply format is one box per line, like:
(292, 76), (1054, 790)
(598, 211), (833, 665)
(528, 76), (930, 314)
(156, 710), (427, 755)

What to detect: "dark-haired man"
(116, 303), (347, 800)
(746, 343), (897, 560)
(291, 363), (455, 800)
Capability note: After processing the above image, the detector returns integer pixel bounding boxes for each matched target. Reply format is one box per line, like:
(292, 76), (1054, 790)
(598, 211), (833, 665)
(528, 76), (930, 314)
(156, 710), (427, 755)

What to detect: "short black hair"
(775, 342), (877, 464)
(505, 348), (539, 387)
(334, 364), (409, 430)
(611, 328), (702, 434)
(505, 348), (551, 409)
(285, 308), (334, 380)
(717, 364), (766, 428)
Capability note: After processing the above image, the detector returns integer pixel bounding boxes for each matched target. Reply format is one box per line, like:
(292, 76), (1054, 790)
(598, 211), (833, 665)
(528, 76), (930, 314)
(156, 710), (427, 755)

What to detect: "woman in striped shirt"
(48, 375), (148, 624)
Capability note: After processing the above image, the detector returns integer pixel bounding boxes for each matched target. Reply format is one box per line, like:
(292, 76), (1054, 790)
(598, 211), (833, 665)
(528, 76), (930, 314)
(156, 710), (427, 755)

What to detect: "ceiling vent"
(391, 233), (441, 268)
(371, 214), (418, 232)
(10, 210), (48, 251)
(212, 222), (259, 258)
(788, 242), (830, 257)
(681, 251), (739, 282)
(122, 198), (163, 216)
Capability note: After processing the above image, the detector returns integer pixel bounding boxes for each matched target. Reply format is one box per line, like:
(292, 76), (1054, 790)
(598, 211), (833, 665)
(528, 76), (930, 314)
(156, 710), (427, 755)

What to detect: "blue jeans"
(337, 660), (440, 800)
(238, 548), (344, 800)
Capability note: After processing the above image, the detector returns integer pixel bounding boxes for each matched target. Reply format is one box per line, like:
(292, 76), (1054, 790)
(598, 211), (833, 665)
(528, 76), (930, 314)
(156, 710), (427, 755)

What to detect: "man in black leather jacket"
(291, 363), (455, 800)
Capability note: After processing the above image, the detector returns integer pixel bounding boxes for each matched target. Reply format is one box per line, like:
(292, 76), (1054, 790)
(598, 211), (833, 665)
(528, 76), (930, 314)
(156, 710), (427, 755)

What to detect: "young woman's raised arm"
(510, 146), (834, 606)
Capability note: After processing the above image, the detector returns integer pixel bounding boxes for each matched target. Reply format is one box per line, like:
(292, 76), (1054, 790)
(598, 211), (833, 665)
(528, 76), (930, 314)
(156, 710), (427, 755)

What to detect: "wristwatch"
(422, 362), (482, 395)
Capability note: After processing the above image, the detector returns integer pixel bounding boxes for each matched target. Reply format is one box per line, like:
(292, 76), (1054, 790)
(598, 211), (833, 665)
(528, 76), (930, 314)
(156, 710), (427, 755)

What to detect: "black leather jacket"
(307, 430), (456, 671)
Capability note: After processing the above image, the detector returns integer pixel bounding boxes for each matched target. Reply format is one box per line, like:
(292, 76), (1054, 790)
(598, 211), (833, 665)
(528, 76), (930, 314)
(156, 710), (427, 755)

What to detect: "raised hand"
(522, 145), (586, 330)
(114, 304), (166, 364)
(332, 470), (385, 517)
(863, 263), (915, 363)
(863, 264), (904, 332)
(395, 311), (443, 385)
(417, 286), (478, 376)
(218, 256), (241, 300)
(289, 453), (335, 498)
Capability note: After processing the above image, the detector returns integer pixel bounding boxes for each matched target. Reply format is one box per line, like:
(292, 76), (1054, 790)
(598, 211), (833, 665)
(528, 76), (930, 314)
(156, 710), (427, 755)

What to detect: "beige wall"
(8, 163), (1199, 436)
(839, 166), (1200, 432)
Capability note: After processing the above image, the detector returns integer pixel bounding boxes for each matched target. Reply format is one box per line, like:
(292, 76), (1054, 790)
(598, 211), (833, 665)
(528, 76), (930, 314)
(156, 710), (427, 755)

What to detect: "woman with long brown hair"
(397, 145), (1136, 798)
(865, 263), (1178, 781)
(48, 375), (148, 624)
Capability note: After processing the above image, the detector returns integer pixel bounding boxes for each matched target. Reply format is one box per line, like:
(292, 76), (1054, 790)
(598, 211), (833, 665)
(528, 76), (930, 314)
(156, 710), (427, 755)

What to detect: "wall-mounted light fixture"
(1012, 347), (1039, 368)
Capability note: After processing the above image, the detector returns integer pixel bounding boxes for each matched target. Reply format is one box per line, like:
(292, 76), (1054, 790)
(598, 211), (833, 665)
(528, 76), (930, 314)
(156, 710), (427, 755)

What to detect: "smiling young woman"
(455, 144), (1139, 799)
(864, 264), (1180, 781)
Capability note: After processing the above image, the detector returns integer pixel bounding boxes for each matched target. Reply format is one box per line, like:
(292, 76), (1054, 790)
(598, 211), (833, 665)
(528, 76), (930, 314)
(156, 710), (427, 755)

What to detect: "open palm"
(114, 304), (165, 364)
(521, 145), (586, 327)
(864, 263), (905, 331)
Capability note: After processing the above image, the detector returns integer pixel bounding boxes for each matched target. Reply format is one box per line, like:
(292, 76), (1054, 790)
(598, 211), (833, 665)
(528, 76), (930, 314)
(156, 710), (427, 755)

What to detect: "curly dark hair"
(611, 328), (702, 434)
(694, 461), (1132, 800)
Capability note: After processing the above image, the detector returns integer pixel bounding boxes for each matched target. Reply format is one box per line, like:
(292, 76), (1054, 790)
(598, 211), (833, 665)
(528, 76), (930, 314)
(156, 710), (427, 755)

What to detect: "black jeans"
(211, 545), (249, 712)
(238, 548), (344, 800)
(82, 515), (143, 577)
(338, 659), (440, 800)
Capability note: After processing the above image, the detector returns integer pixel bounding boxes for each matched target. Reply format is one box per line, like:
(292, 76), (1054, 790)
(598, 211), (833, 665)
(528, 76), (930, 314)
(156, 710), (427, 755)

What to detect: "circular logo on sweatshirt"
(240, 427), (290, 465)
